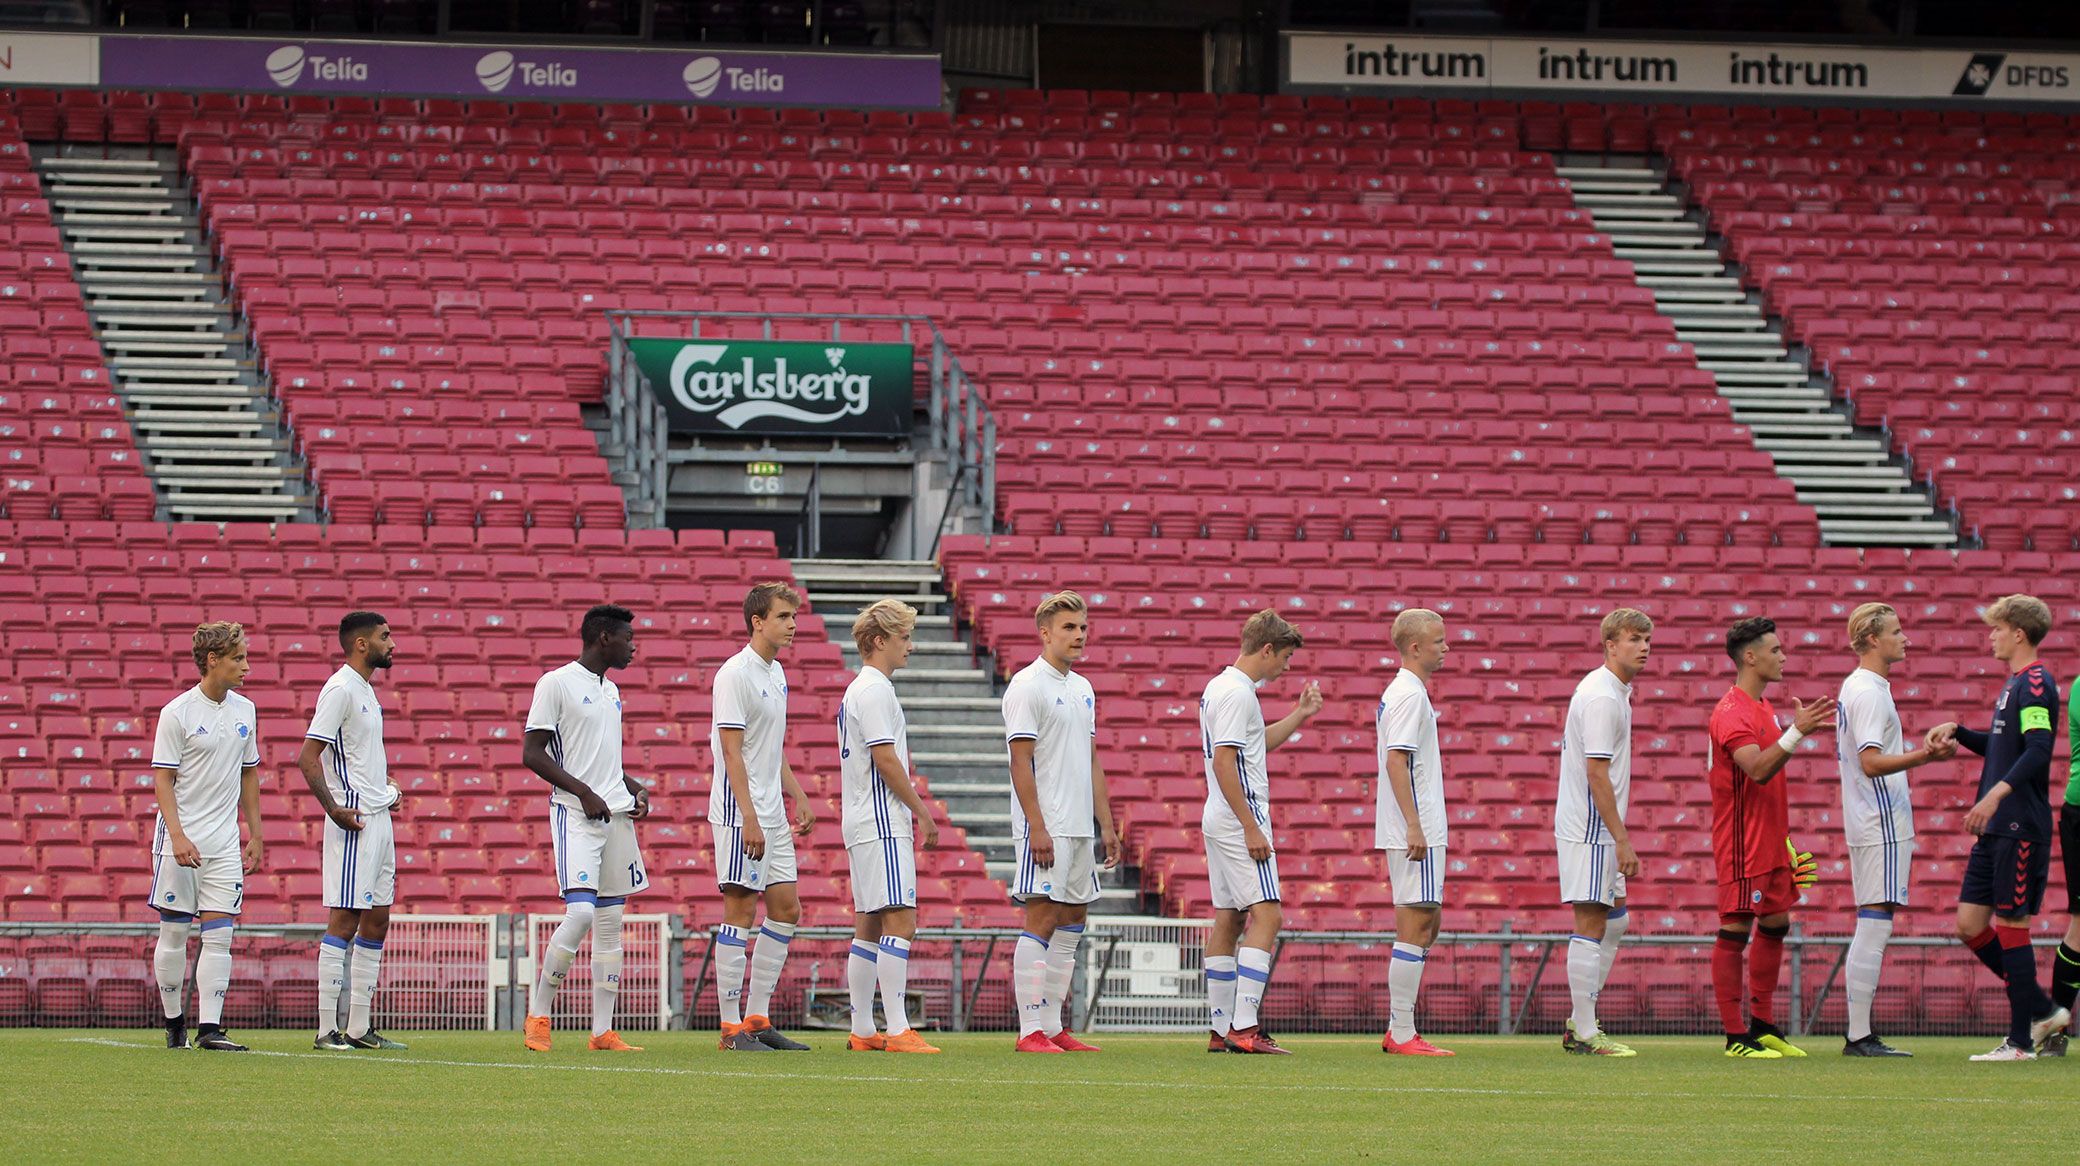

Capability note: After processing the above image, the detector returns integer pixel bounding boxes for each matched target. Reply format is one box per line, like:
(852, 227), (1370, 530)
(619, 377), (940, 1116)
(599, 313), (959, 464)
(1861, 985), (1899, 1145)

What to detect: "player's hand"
(1964, 794), (2001, 835)
(1790, 696), (1835, 736)
(171, 833), (201, 868)
(1925, 736), (1958, 762)
(386, 783), (403, 814)
(580, 789), (612, 822)
(327, 806), (365, 833)
(1787, 838), (1818, 889)
(793, 798), (816, 837)
(1404, 825), (1427, 864)
(918, 813), (941, 850)
(1925, 722), (1958, 749)
(1244, 825), (1274, 863)
(1027, 825), (1055, 869)
(1100, 825), (1123, 871)
(629, 784), (651, 820)
(1294, 680), (1324, 720)
(1615, 838), (1642, 879)
(742, 819), (767, 861)
(242, 837), (264, 875)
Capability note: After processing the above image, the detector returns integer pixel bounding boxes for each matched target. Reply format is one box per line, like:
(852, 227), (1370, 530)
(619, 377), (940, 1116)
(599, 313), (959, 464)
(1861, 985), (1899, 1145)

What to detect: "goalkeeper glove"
(1787, 837), (1818, 890)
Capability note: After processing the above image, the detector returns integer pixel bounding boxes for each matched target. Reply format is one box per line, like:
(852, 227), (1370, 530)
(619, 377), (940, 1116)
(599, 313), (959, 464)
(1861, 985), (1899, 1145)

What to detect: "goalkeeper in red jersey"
(1706, 617), (1833, 1059)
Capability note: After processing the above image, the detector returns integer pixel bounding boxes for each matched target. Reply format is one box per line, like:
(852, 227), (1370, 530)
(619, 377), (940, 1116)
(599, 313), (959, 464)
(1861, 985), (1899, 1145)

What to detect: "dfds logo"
(264, 44), (368, 87)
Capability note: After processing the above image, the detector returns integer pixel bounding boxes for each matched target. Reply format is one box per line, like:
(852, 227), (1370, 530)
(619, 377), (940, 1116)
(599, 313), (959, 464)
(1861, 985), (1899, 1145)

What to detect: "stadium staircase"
(35, 148), (308, 523)
(1561, 160), (1954, 548)
(793, 556), (1142, 913)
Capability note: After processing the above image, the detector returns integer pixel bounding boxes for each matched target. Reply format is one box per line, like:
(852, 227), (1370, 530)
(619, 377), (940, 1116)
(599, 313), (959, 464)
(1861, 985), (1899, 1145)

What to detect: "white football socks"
(1205, 954), (1238, 1035)
(744, 919), (796, 1020)
(347, 937), (384, 1038)
(714, 923), (748, 1026)
(1387, 941), (1426, 1044)
(1014, 930), (1050, 1037)
(876, 936), (912, 1033)
(195, 919), (233, 1027)
(1600, 906), (1630, 991)
(1042, 924), (1084, 1036)
(847, 940), (880, 1037)
(1567, 934), (1603, 1040)
(154, 918), (190, 1020)
(1846, 908), (1894, 1042)
(1234, 946), (1272, 1031)
(316, 934), (348, 1034)
(591, 903), (624, 1037)
(529, 897), (594, 1016)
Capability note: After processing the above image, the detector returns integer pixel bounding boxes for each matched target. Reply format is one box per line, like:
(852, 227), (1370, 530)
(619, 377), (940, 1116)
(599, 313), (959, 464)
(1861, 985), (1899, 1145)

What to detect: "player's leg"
(716, 885), (758, 1036)
(1036, 838), (1099, 1046)
(1014, 892), (1061, 1047)
(875, 841), (937, 1052)
(345, 812), (401, 1048)
(743, 838), (806, 1049)
(1956, 839), (2007, 975)
(1381, 847), (1449, 1055)
(151, 906), (193, 1047)
(190, 854), (246, 1050)
(2047, 806), (2080, 1053)
(1229, 896), (1286, 1052)
(315, 907), (359, 1048)
(1559, 839), (1620, 1048)
(1205, 907), (1244, 1048)
(526, 806), (603, 1049)
(586, 815), (645, 1051)
(1567, 900), (1611, 1042)
(1843, 838), (1908, 1055)
(1745, 875), (1801, 1056)
(845, 840), (886, 1048)
(1711, 900), (1773, 1055)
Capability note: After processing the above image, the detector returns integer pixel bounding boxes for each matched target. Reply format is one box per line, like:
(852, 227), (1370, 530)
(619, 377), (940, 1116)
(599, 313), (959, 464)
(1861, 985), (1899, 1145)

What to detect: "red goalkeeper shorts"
(1717, 865), (1797, 917)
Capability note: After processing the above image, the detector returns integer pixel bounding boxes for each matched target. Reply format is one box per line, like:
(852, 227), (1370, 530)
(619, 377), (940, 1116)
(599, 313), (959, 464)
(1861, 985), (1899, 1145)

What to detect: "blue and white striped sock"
(715, 923), (748, 1026)
(1234, 946), (1272, 1031)
(744, 919), (796, 1020)
(1387, 941), (1425, 1044)
(1205, 955), (1238, 1035)
(347, 937), (384, 1038)
(1567, 934), (1603, 1040)
(1014, 930), (1051, 1037)
(847, 941), (880, 1038)
(876, 936), (912, 1033)
(1041, 924), (1085, 1036)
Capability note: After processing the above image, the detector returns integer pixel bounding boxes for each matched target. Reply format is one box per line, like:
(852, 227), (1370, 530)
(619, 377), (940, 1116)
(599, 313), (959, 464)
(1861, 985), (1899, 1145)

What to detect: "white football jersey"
(839, 665), (912, 846)
(1837, 667), (1915, 846)
(1200, 666), (1270, 840)
(1002, 657), (1097, 840)
(1555, 665), (1633, 844)
(304, 664), (396, 814)
(151, 685), (260, 859)
(525, 661), (633, 815)
(707, 645), (789, 830)
(1375, 668), (1447, 850)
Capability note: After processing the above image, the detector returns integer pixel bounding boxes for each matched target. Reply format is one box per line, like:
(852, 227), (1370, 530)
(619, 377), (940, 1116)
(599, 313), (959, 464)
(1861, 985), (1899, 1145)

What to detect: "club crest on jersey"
(578, 871), (591, 883)
(236, 723), (249, 738)
(164, 891), (177, 903)
(1751, 889), (1763, 905)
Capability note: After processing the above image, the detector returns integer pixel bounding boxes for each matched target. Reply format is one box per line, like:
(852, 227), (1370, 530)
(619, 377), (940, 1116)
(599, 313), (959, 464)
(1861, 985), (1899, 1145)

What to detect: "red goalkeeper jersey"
(1707, 686), (1790, 884)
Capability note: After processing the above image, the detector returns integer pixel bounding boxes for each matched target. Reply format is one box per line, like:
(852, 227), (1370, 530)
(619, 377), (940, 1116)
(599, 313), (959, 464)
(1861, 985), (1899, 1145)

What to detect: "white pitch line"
(59, 1037), (2062, 1107)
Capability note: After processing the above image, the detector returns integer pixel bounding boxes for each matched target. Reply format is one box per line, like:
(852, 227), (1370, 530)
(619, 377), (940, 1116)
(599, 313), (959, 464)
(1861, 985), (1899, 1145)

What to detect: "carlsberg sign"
(628, 338), (913, 438)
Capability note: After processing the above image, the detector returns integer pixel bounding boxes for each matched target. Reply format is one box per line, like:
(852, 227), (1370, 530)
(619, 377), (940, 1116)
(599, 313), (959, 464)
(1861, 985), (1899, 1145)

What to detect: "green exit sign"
(745, 462), (783, 477)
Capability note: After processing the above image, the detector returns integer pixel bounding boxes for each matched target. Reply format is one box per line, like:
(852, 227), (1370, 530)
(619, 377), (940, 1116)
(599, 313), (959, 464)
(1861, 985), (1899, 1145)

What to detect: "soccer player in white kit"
(521, 604), (652, 1053)
(1377, 607), (1454, 1057)
(1006, 591), (1122, 1054)
(145, 621), (263, 1052)
(838, 598), (943, 1054)
(1556, 608), (1652, 1058)
(1837, 602), (1953, 1057)
(1201, 609), (1321, 1056)
(297, 611), (407, 1051)
(710, 582), (817, 1053)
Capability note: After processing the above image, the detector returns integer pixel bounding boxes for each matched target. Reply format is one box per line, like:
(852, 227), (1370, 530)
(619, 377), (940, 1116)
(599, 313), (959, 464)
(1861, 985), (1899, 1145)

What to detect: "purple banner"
(98, 35), (941, 110)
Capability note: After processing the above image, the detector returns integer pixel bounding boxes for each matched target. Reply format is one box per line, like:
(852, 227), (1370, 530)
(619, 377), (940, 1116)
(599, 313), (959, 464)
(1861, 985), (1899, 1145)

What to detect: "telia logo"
(266, 43), (368, 87)
(477, 49), (579, 93)
(684, 56), (723, 97)
(265, 45), (306, 86)
(666, 343), (871, 428)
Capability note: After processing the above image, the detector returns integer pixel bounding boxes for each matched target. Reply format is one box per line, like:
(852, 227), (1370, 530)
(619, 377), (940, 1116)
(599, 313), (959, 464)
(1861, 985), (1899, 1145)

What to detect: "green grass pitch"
(2, 1030), (2067, 1162)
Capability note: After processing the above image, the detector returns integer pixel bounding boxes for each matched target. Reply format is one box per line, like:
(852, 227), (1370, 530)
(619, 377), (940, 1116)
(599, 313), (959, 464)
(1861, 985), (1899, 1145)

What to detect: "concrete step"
(1554, 165), (1660, 180)
(1780, 464), (1919, 483)
(49, 197), (184, 215)
(1564, 180), (1669, 196)
(153, 464), (305, 483)
(39, 156), (169, 172)
(59, 224), (191, 242)
(1756, 443), (1891, 463)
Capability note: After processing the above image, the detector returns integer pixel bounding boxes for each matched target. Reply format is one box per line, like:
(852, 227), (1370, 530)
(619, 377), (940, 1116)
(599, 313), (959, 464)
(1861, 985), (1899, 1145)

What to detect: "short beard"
(370, 652), (394, 669)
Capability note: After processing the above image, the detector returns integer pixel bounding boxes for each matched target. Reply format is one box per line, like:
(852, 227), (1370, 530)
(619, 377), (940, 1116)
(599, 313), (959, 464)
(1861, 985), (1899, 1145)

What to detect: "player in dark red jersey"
(1926, 594), (2069, 1061)
(1706, 617), (1834, 1058)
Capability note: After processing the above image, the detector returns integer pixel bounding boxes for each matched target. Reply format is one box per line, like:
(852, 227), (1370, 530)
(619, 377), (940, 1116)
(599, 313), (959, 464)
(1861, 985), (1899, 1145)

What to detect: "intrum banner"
(91, 35), (940, 109)
(1285, 30), (2080, 106)
(627, 338), (914, 438)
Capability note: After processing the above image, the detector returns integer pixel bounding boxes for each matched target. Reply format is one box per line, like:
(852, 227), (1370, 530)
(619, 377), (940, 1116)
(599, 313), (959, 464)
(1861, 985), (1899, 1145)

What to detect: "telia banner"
(94, 35), (941, 109)
(627, 338), (915, 438)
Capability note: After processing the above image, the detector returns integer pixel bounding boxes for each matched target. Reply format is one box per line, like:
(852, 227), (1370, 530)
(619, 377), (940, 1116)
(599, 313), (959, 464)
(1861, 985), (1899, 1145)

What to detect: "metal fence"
(3, 917), (2052, 1038)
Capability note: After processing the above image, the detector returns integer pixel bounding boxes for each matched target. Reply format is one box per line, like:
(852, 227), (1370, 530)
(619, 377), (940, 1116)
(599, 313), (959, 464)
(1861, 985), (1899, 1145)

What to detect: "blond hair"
(744, 581), (802, 633)
(852, 598), (918, 657)
(1035, 590), (1087, 628)
(1391, 608), (1444, 653)
(1984, 594), (2052, 646)
(191, 621), (246, 675)
(1240, 609), (1303, 655)
(1847, 602), (1898, 654)
(1600, 607), (1653, 642)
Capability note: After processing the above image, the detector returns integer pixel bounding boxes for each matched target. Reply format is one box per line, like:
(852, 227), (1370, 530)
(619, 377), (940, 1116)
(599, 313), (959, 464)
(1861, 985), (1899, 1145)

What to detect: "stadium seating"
(2, 88), (2074, 1032)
